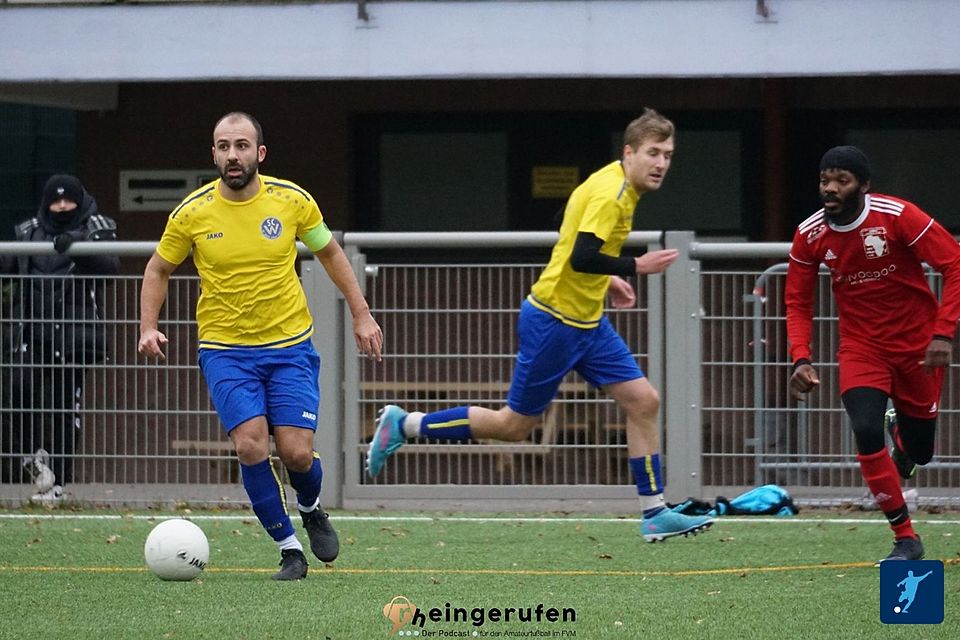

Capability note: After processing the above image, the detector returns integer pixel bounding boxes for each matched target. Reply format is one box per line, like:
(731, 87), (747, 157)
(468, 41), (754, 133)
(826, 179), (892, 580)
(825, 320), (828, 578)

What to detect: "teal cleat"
(885, 408), (917, 480)
(366, 405), (409, 477)
(641, 509), (715, 543)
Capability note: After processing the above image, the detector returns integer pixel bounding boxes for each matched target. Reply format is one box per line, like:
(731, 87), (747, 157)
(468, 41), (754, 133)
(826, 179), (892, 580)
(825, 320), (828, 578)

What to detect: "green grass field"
(0, 507), (956, 639)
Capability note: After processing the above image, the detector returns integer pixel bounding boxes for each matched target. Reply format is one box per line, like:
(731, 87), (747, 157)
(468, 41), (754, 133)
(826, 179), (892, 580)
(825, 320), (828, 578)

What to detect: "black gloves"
(53, 230), (86, 254)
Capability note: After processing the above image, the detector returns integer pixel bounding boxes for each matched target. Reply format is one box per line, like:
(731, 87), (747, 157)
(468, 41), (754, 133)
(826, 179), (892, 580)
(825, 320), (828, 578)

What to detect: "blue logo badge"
(261, 217), (282, 239)
(880, 560), (944, 624)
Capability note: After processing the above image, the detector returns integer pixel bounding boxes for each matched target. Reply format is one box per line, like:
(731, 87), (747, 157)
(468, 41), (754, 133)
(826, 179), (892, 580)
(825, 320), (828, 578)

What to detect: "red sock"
(857, 450), (916, 540)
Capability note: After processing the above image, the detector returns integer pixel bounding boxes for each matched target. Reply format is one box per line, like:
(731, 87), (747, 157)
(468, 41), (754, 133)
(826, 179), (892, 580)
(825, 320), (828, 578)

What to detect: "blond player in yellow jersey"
(367, 109), (713, 542)
(138, 112), (382, 580)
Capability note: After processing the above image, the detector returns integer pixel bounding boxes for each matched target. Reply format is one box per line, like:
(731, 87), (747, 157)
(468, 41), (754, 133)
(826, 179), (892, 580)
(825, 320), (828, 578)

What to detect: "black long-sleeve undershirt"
(569, 232), (636, 277)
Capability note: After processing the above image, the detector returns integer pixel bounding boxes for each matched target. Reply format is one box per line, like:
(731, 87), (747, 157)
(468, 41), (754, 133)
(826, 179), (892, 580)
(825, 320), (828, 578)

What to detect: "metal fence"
(1, 233), (957, 509)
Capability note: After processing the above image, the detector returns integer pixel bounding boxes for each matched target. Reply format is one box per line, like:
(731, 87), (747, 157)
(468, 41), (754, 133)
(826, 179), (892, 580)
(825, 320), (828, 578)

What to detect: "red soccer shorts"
(838, 348), (944, 419)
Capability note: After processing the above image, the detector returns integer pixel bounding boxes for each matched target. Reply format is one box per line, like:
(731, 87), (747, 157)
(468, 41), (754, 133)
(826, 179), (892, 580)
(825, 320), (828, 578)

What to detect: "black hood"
(37, 183), (99, 234)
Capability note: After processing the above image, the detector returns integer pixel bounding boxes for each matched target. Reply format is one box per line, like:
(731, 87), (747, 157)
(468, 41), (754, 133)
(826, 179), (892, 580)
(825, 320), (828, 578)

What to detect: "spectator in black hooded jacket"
(0, 174), (118, 502)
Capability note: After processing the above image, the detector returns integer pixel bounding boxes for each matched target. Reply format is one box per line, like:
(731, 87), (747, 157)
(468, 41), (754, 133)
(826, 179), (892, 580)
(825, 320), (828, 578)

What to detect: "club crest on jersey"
(806, 223), (826, 243)
(860, 227), (889, 259)
(261, 217), (282, 240)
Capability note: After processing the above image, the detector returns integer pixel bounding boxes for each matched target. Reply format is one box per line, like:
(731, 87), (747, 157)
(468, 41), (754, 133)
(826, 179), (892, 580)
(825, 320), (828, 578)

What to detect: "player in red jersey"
(785, 145), (960, 562)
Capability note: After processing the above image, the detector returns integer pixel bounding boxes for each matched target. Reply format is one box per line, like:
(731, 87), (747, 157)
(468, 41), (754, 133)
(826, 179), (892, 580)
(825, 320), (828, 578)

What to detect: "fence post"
(340, 244), (367, 503)
(663, 231), (703, 499)
(302, 246), (346, 509)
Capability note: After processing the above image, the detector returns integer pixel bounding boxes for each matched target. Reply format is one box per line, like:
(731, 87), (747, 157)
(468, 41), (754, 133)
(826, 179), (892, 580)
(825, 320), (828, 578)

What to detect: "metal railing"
(1, 232), (956, 509)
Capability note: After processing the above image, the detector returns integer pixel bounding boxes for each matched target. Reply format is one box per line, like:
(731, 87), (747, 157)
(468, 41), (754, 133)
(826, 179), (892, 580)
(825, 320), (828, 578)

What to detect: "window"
(0, 103), (76, 240)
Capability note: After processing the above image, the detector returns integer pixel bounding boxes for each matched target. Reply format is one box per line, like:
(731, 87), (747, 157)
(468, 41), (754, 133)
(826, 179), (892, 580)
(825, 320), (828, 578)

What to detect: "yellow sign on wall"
(532, 166), (580, 199)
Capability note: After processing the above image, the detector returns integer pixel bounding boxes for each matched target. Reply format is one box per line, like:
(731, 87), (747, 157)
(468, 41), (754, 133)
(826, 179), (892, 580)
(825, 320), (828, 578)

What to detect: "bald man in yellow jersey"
(368, 109), (713, 542)
(139, 112), (382, 580)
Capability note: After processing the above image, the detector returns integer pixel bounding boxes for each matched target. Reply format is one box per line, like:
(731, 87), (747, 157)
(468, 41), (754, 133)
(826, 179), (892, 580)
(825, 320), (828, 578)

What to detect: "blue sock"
(630, 455), (666, 518)
(419, 406), (473, 441)
(287, 453), (323, 510)
(240, 458), (295, 542)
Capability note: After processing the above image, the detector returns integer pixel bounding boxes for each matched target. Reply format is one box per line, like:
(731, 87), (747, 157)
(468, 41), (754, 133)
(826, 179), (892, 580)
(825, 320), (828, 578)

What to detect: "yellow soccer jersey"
(529, 161), (639, 328)
(156, 175), (332, 348)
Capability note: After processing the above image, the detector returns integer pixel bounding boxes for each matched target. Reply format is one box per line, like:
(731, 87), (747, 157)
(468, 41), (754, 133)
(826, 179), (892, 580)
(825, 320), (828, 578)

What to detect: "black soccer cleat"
(880, 535), (924, 563)
(272, 548), (308, 581)
(884, 409), (917, 480)
(301, 507), (340, 563)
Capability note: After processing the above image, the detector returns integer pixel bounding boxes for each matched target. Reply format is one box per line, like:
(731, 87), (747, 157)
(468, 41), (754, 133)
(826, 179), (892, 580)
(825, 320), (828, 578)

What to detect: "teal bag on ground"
(669, 484), (799, 517)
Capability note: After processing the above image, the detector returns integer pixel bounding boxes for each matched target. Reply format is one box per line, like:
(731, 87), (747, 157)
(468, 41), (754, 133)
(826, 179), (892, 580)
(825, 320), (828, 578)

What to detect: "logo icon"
(261, 217), (282, 239)
(860, 226), (889, 258)
(880, 560), (944, 624)
(383, 595), (418, 636)
(824, 249), (837, 260)
(806, 223), (826, 243)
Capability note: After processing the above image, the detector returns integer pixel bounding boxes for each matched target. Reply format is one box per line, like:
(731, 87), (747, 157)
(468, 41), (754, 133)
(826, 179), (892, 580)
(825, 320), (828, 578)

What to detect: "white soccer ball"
(144, 518), (209, 581)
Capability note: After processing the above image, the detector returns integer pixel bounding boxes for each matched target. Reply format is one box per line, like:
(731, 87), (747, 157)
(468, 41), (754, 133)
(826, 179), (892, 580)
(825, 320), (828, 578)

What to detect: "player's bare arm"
(138, 252), (179, 360)
(634, 248), (679, 275)
(313, 239), (383, 361)
(789, 363), (820, 401)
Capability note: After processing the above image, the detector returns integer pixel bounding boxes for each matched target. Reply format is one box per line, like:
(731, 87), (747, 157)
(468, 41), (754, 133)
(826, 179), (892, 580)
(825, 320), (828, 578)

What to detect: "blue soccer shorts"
(198, 339), (321, 434)
(507, 300), (644, 416)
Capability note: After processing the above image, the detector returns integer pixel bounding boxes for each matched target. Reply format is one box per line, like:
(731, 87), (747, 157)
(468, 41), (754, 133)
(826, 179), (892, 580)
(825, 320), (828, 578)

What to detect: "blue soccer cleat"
(366, 405), (409, 477)
(641, 509), (715, 543)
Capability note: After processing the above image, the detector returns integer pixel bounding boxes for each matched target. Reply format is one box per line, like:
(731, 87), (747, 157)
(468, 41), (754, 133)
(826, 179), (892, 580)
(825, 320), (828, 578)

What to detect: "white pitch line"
(0, 513), (958, 525)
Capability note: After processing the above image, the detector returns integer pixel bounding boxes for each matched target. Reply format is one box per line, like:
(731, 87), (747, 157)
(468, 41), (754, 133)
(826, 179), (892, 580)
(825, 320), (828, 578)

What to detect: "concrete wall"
(1, 1), (959, 82)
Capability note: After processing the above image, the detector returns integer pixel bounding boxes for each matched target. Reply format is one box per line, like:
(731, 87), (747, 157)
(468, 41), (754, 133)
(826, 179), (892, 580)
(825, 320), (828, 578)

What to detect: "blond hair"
(623, 108), (675, 150)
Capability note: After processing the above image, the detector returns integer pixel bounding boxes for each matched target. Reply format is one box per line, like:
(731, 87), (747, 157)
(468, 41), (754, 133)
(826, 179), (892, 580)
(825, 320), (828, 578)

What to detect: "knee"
(497, 412), (538, 442)
(849, 420), (885, 455)
(911, 450), (934, 466)
(623, 385), (660, 419)
(279, 448), (314, 472)
(231, 433), (269, 466)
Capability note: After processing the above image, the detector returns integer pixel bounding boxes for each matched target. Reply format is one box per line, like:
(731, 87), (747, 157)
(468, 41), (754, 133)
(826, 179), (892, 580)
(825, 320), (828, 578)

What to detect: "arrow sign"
(119, 170), (216, 212)
(133, 195), (183, 205)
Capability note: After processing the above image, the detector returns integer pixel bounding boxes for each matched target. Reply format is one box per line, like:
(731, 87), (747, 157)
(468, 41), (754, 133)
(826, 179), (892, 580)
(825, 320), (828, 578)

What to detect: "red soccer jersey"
(786, 193), (960, 362)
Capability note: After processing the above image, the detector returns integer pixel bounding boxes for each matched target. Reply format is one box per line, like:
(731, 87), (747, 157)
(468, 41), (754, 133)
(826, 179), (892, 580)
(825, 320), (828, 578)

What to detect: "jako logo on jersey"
(206, 232), (224, 240)
(261, 217), (282, 239)
(861, 227), (889, 259)
(301, 410), (317, 421)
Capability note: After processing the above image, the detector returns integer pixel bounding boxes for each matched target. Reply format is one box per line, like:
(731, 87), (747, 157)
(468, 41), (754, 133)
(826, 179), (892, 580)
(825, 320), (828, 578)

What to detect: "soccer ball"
(144, 519), (209, 581)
